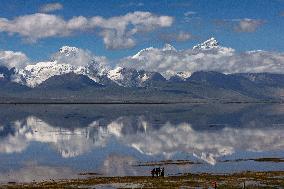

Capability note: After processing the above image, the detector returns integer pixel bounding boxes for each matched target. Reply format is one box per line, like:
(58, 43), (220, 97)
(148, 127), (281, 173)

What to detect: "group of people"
(151, 167), (165, 177)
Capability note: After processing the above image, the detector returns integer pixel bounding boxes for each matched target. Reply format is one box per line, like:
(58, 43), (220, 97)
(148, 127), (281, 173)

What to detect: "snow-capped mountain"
(13, 46), (110, 87)
(7, 38), (236, 88)
(16, 61), (87, 87)
(169, 72), (191, 82)
(13, 45), (168, 88)
(120, 37), (236, 79)
(193, 37), (219, 50)
(58, 46), (79, 57)
(131, 43), (177, 60)
(132, 47), (155, 60)
(108, 67), (165, 87)
(162, 43), (177, 51)
(192, 37), (234, 54)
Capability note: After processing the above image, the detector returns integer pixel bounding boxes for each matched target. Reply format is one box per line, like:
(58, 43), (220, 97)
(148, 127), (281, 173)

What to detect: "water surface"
(0, 103), (283, 183)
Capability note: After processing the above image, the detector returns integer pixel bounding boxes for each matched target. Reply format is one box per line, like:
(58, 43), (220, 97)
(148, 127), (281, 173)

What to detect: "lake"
(0, 103), (283, 183)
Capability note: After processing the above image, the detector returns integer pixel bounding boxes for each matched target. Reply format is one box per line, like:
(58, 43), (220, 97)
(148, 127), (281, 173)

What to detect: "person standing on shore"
(151, 168), (155, 177)
(161, 167), (165, 177)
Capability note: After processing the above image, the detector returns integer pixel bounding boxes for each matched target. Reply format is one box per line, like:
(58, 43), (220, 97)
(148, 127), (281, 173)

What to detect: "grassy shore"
(1, 171), (283, 189)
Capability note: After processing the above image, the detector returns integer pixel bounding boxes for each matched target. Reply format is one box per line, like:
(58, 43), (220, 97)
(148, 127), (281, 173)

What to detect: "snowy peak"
(131, 44), (177, 61)
(107, 67), (165, 87)
(18, 61), (88, 87)
(162, 44), (176, 51)
(59, 46), (80, 57)
(193, 37), (219, 50)
(176, 72), (191, 80)
(132, 47), (155, 59)
(107, 67), (124, 83)
(13, 45), (112, 88)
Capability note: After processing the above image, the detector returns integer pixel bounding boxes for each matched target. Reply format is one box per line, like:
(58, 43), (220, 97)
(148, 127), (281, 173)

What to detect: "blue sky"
(0, 0), (283, 62)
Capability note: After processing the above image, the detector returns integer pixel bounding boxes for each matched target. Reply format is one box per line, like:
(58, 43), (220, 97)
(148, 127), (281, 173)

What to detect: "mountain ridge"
(1, 38), (284, 103)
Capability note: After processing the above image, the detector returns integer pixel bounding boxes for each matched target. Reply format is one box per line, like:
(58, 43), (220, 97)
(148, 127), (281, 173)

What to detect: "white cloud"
(217, 18), (264, 33)
(0, 12), (173, 49)
(90, 11), (174, 49)
(52, 46), (109, 68)
(100, 29), (136, 50)
(0, 50), (30, 69)
(39, 3), (63, 13)
(0, 14), (80, 42)
(120, 44), (284, 78)
(234, 18), (264, 32)
(160, 31), (193, 42)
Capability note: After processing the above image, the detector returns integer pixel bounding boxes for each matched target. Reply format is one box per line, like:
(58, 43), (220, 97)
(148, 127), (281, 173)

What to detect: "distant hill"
(1, 39), (284, 103)
(0, 71), (283, 103)
(37, 73), (103, 90)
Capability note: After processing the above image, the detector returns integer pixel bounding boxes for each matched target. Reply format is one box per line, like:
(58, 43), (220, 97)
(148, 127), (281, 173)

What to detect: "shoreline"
(0, 100), (283, 105)
(1, 171), (283, 189)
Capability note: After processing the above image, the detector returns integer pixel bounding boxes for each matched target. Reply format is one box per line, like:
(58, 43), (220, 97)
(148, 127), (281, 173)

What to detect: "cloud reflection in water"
(0, 116), (283, 165)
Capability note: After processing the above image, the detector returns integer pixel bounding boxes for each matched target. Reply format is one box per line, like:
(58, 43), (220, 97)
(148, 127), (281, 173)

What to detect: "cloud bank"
(0, 50), (30, 69)
(52, 46), (109, 69)
(120, 44), (284, 78)
(2, 38), (284, 79)
(0, 12), (173, 49)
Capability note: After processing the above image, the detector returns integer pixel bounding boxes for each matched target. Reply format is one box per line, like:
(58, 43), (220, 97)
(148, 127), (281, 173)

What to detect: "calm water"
(0, 103), (283, 183)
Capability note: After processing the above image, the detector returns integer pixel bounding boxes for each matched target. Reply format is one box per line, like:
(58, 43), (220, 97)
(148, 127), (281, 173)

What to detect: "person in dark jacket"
(161, 167), (165, 177)
(151, 168), (155, 177)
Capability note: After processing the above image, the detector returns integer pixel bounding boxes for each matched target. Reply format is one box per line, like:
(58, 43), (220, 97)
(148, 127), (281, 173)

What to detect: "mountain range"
(1, 38), (284, 103)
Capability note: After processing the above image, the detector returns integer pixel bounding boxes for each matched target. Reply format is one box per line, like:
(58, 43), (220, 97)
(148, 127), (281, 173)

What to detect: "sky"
(0, 0), (284, 62)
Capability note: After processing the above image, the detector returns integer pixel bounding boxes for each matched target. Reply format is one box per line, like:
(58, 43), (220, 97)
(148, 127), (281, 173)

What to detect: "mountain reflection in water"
(0, 104), (283, 182)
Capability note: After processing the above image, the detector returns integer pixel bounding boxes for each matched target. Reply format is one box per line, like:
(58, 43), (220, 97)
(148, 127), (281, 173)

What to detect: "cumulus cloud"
(0, 12), (173, 49)
(90, 11), (174, 49)
(0, 50), (30, 69)
(160, 31), (193, 42)
(0, 14), (84, 42)
(39, 3), (63, 13)
(52, 46), (109, 68)
(100, 29), (136, 50)
(234, 18), (264, 32)
(120, 43), (284, 78)
(216, 18), (264, 33)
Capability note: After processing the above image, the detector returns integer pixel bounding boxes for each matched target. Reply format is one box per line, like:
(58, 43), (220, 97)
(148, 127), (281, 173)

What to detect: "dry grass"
(1, 171), (283, 189)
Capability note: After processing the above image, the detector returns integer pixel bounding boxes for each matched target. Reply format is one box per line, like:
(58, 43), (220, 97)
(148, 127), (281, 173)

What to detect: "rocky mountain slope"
(1, 38), (284, 102)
